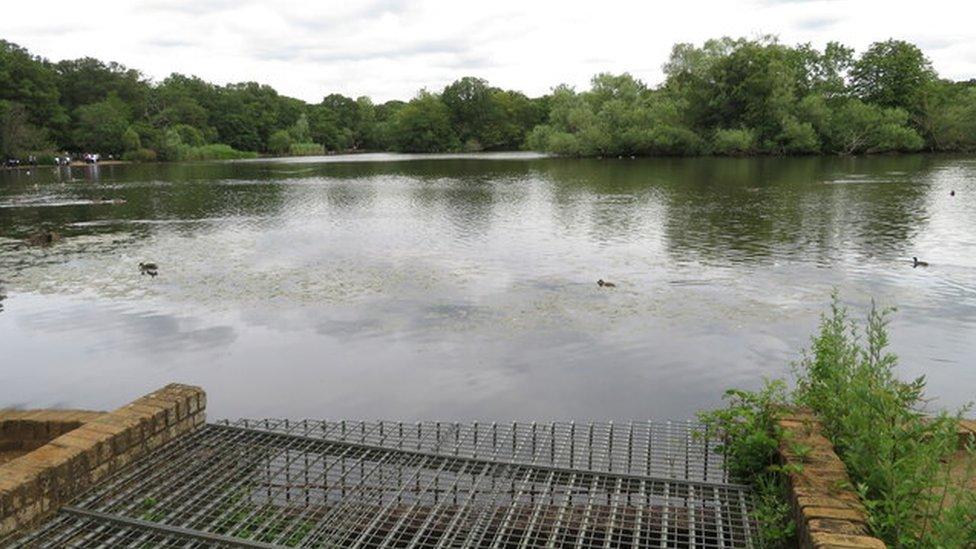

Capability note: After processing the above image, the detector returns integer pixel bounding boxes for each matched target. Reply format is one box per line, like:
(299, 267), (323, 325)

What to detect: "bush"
(794, 296), (974, 546)
(712, 128), (757, 155)
(268, 130), (292, 155)
(122, 127), (142, 152)
(777, 118), (821, 154)
(288, 142), (324, 156)
(699, 382), (796, 548)
(703, 294), (976, 547)
(122, 148), (158, 162)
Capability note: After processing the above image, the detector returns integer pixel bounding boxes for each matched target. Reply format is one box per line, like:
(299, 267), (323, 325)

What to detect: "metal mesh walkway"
(13, 419), (757, 548)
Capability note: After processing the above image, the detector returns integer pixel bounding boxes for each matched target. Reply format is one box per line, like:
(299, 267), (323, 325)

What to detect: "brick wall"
(0, 384), (205, 539)
(777, 408), (886, 549)
(0, 410), (106, 465)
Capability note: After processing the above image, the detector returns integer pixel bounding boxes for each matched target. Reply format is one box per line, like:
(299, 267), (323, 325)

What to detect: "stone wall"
(0, 384), (205, 539)
(777, 408), (886, 549)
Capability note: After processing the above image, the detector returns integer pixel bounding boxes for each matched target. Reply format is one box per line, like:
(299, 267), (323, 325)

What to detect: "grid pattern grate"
(12, 420), (757, 548)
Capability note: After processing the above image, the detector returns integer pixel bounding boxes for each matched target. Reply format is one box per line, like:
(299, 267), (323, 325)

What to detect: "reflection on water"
(1, 153), (975, 419)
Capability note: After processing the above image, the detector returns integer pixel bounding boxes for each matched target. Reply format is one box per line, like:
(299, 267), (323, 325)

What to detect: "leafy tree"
(713, 128), (757, 155)
(819, 99), (924, 154)
(917, 81), (976, 151)
(392, 91), (458, 152)
(268, 129), (292, 155)
(171, 123), (205, 147)
(122, 126), (142, 152)
(0, 100), (51, 157)
(0, 40), (66, 136)
(72, 94), (131, 153)
(852, 40), (936, 112)
(442, 77), (494, 146)
(55, 57), (148, 117)
(289, 113), (311, 142)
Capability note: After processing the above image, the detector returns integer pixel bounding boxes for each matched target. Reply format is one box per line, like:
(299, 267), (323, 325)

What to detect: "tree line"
(2, 36), (975, 162)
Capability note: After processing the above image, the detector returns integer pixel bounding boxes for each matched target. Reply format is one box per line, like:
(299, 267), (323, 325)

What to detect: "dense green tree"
(442, 77), (494, 147)
(0, 101), (51, 157)
(0, 40), (66, 135)
(0, 36), (970, 160)
(392, 91), (458, 152)
(851, 40), (936, 113)
(121, 126), (142, 152)
(289, 113), (311, 142)
(72, 94), (131, 153)
(268, 129), (292, 155)
(55, 58), (148, 117)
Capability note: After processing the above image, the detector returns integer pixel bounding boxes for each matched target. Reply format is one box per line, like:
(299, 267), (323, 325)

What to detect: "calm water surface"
(1, 153), (974, 420)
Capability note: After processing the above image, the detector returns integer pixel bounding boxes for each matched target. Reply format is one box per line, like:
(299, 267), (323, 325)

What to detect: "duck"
(25, 231), (61, 247)
(597, 279), (617, 288)
(912, 257), (929, 268)
(139, 262), (159, 275)
(950, 190), (955, 196)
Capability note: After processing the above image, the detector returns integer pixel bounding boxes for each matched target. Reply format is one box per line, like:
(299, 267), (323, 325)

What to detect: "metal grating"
(12, 419), (757, 548)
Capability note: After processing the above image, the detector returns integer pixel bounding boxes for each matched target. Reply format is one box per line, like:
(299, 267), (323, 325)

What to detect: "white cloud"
(2, 0), (974, 102)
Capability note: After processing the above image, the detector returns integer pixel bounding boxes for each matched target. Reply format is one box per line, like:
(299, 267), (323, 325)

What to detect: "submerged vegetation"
(702, 295), (976, 548)
(2, 36), (976, 161)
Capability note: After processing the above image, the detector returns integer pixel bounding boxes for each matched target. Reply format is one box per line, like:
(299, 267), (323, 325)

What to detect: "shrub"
(122, 148), (158, 162)
(122, 127), (142, 152)
(699, 381), (796, 548)
(268, 130), (292, 155)
(702, 294), (976, 547)
(777, 118), (821, 154)
(793, 295), (974, 546)
(712, 128), (757, 155)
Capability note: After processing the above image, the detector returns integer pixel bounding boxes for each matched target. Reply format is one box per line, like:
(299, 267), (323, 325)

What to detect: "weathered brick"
(810, 532), (886, 548)
(807, 518), (869, 536)
(0, 384), (206, 539)
(803, 506), (866, 522)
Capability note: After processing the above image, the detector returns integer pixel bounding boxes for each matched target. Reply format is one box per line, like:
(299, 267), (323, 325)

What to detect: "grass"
(288, 142), (325, 156)
(182, 144), (258, 161)
(701, 293), (976, 548)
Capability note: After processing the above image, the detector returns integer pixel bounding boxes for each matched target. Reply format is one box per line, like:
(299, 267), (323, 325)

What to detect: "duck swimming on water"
(139, 262), (159, 276)
(912, 257), (929, 268)
(597, 279), (617, 288)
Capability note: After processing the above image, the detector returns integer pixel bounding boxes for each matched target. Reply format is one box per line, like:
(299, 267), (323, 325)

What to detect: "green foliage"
(0, 100), (51, 157)
(72, 93), (130, 153)
(392, 91), (459, 153)
(0, 37), (971, 159)
(793, 295), (975, 546)
(701, 296), (976, 547)
(288, 142), (324, 156)
(267, 129), (292, 155)
(919, 82), (976, 151)
(823, 99), (924, 154)
(712, 128), (757, 155)
(121, 126), (141, 152)
(0, 40), (67, 134)
(852, 40), (936, 112)
(172, 123), (205, 147)
(698, 381), (796, 547)
(181, 143), (256, 161)
(122, 147), (157, 162)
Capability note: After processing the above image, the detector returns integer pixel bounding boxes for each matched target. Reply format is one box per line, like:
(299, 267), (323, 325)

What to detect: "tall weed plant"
(793, 294), (975, 546)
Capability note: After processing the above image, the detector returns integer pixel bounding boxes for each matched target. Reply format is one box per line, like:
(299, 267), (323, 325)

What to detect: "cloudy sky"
(3, 0), (975, 102)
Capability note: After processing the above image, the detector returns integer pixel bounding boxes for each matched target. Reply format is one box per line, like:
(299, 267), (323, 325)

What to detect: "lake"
(1, 153), (974, 420)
